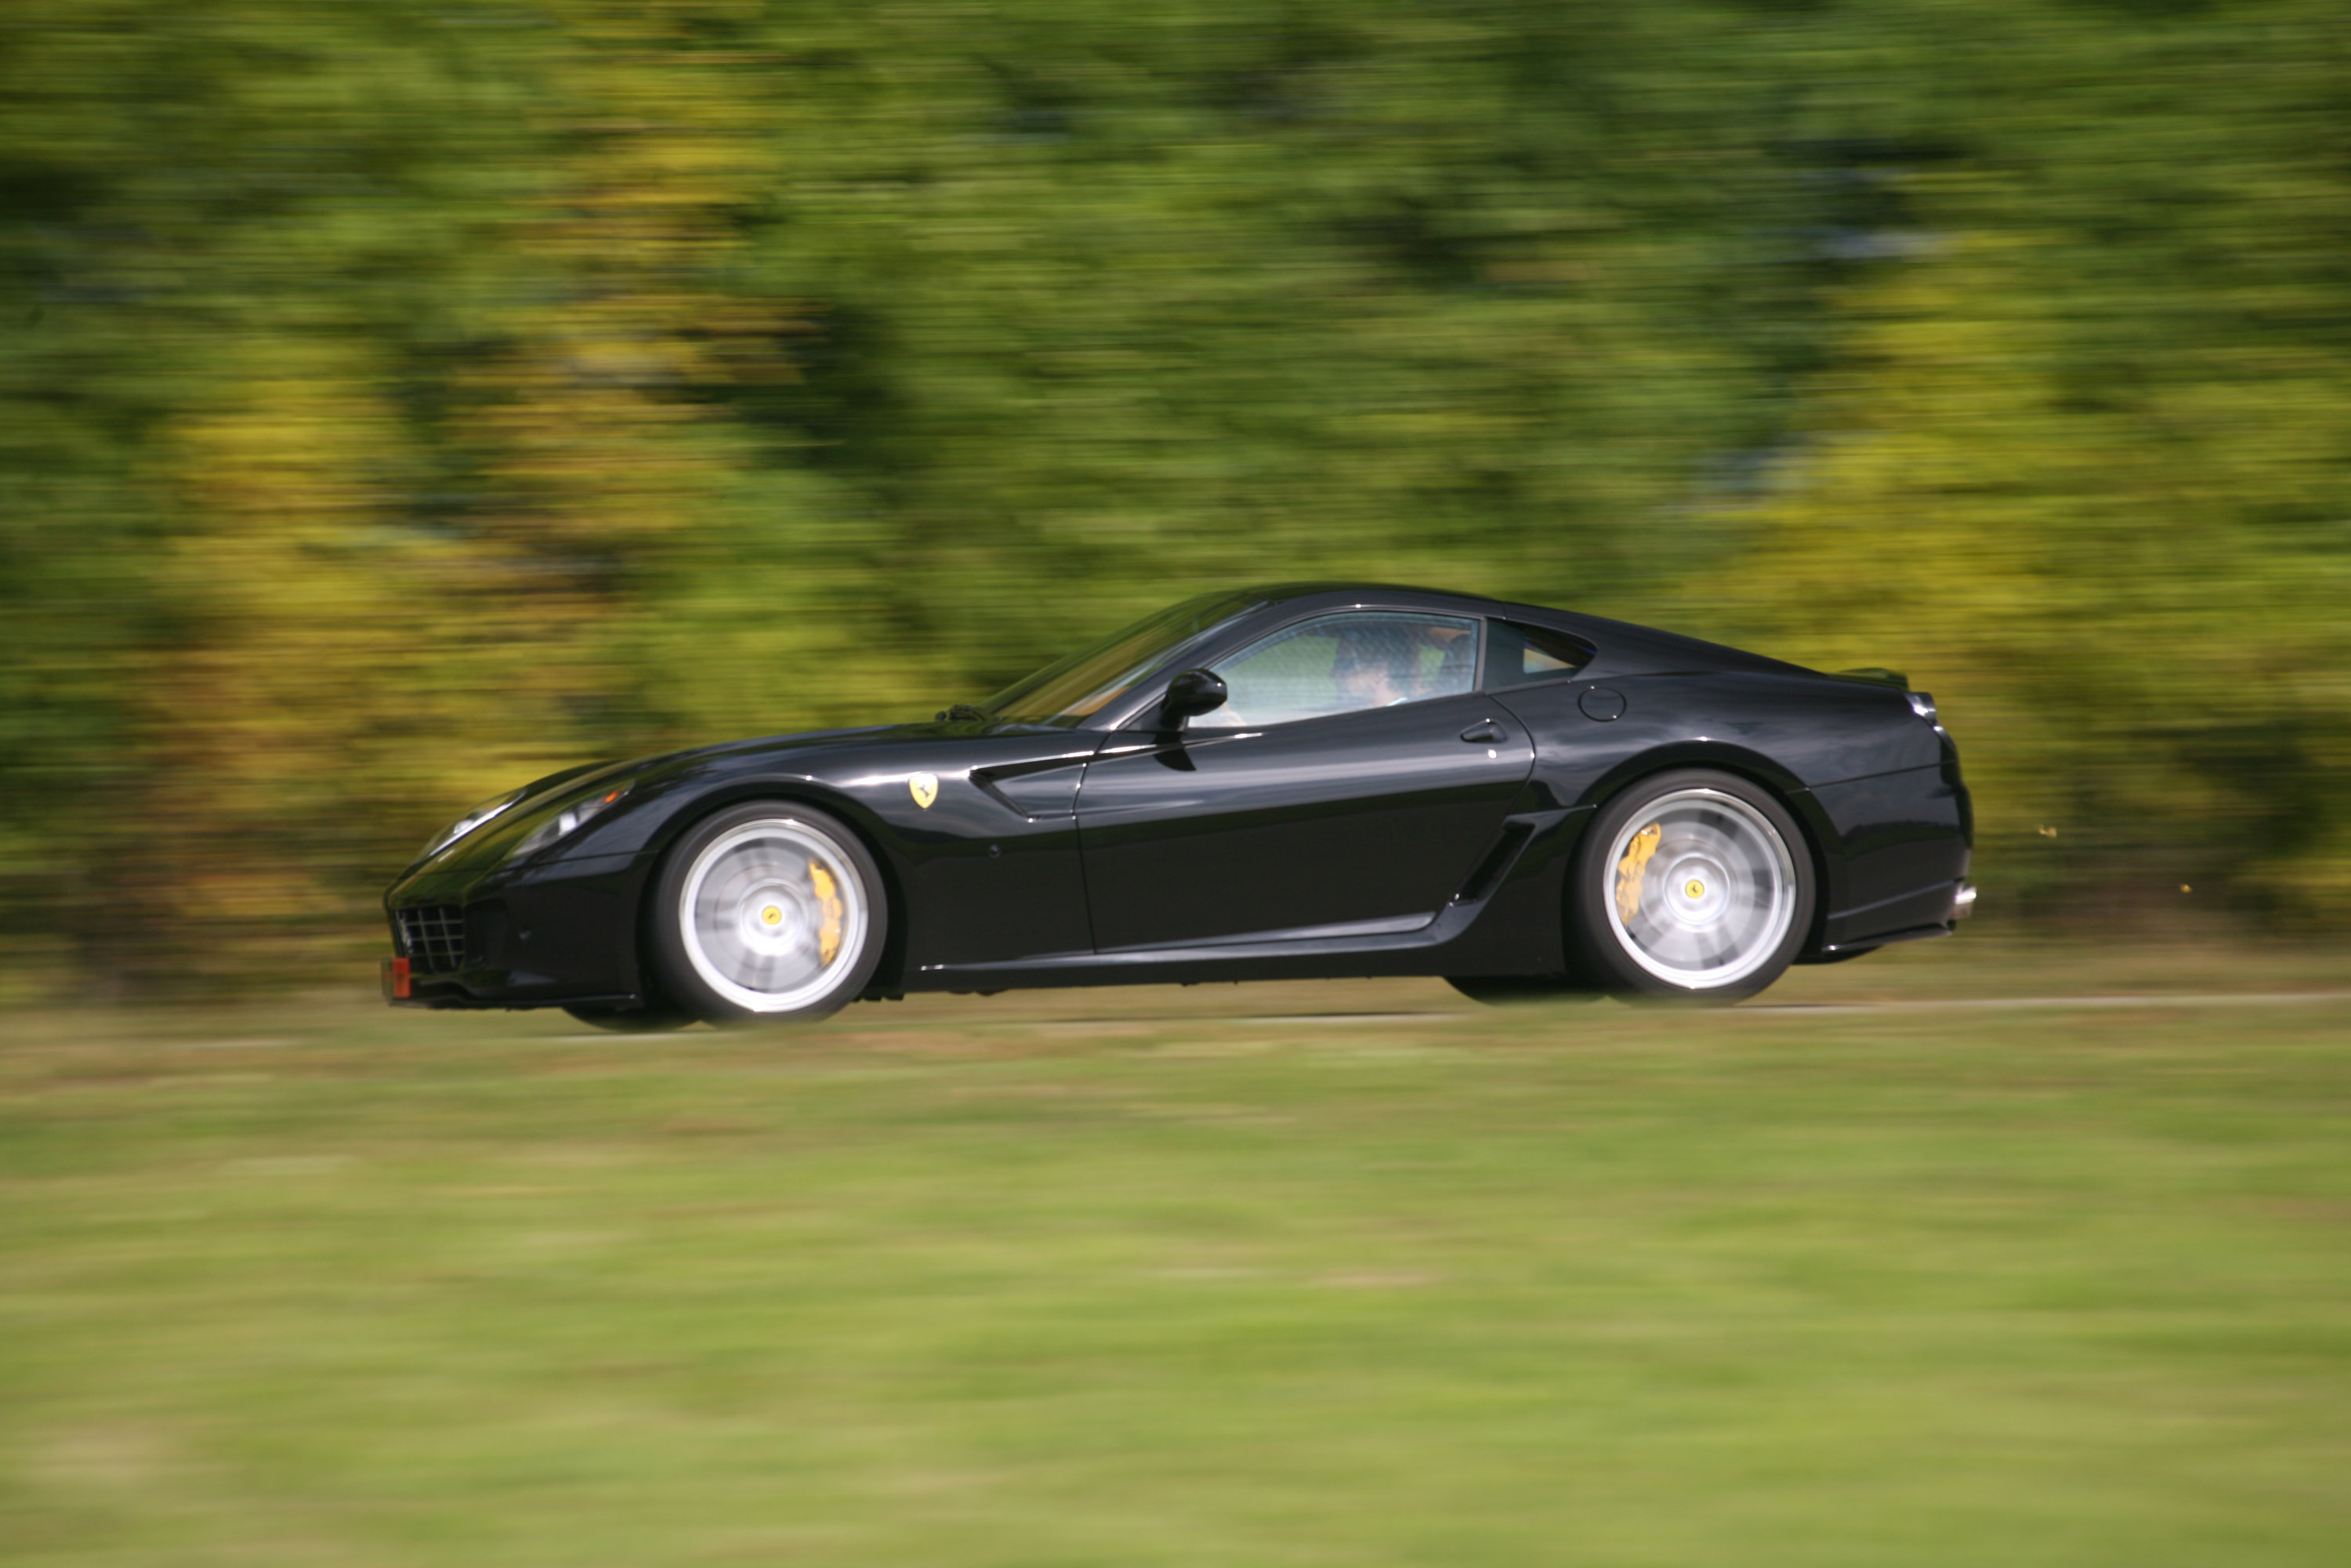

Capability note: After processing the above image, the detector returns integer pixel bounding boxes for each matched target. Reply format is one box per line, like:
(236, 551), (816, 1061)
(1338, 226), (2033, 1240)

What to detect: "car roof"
(1226, 583), (1818, 680)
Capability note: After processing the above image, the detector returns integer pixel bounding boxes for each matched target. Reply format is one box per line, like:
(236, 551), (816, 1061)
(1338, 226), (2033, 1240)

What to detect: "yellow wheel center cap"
(1685, 879), (1705, 900)
(761, 905), (783, 925)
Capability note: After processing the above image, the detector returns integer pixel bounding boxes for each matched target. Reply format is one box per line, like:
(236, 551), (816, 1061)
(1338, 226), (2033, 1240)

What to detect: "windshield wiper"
(934, 702), (990, 722)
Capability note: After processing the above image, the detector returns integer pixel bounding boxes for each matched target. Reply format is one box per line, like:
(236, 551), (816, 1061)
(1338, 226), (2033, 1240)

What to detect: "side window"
(1484, 621), (1595, 689)
(1194, 613), (1480, 728)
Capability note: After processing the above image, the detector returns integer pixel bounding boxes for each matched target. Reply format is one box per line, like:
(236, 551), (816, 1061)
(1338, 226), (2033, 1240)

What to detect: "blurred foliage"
(2, 0), (2346, 987)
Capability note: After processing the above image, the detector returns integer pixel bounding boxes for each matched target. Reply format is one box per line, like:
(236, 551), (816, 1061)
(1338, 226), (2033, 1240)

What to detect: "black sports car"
(384, 584), (1972, 1026)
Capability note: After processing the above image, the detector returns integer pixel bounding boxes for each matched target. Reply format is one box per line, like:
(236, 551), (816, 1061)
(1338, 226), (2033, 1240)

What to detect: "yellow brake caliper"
(1615, 823), (1663, 925)
(808, 862), (845, 965)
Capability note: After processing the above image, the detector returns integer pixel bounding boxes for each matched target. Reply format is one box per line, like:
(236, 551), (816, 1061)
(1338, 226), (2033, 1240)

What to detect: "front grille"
(395, 904), (466, 974)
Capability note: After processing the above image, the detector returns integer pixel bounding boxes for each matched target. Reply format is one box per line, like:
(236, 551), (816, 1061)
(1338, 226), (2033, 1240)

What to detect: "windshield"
(984, 591), (1267, 724)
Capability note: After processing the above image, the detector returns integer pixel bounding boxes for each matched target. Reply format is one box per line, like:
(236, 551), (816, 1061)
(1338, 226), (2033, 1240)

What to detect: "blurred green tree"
(2, 0), (2346, 989)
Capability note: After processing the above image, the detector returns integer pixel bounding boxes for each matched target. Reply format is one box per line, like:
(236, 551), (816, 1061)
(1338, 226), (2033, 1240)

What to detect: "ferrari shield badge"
(908, 771), (939, 809)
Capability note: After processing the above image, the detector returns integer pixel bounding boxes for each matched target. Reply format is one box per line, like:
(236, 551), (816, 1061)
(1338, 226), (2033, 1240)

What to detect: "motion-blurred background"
(5, 0), (2347, 993)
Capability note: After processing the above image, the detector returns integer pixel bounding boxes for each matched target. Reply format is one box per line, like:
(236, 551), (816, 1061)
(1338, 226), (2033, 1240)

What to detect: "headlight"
(1905, 691), (1938, 724)
(510, 780), (635, 859)
(420, 788), (527, 861)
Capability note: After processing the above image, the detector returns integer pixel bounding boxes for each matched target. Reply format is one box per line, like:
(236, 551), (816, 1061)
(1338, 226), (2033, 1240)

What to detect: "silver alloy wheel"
(676, 817), (870, 1013)
(1601, 788), (1799, 990)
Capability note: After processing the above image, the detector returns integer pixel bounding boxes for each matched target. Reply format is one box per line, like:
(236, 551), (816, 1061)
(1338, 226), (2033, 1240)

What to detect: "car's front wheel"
(561, 1001), (697, 1034)
(1564, 769), (1814, 1003)
(648, 802), (889, 1025)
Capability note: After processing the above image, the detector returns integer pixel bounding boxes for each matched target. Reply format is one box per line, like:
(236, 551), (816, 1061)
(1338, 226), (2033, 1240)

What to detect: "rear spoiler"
(1826, 666), (1910, 690)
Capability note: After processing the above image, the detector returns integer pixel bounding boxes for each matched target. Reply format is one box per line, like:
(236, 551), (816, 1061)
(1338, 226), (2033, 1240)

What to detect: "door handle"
(1459, 720), (1505, 744)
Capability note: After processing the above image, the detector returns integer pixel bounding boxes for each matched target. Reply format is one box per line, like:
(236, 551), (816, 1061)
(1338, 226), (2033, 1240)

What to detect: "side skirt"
(907, 809), (1581, 993)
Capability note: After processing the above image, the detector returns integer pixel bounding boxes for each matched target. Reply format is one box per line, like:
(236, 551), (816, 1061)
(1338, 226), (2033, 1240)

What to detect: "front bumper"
(382, 849), (652, 1009)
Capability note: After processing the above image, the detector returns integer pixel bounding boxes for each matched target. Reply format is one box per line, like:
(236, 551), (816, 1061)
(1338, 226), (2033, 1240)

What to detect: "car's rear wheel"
(648, 802), (888, 1025)
(1565, 769), (1813, 1003)
(1446, 976), (1604, 1006)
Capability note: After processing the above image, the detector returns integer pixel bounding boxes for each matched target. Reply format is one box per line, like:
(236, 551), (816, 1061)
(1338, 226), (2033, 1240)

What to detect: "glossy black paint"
(1078, 693), (1533, 951)
(384, 583), (1972, 1009)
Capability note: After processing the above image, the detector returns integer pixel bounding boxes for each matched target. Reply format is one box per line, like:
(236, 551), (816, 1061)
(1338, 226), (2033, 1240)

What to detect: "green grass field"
(5, 938), (2348, 1566)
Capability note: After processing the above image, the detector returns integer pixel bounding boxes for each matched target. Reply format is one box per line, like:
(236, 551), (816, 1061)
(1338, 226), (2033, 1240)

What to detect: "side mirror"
(1161, 668), (1229, 724)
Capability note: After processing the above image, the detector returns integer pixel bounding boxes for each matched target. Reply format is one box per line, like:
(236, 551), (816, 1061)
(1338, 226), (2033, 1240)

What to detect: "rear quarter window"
(1485, 621), (1596, 688)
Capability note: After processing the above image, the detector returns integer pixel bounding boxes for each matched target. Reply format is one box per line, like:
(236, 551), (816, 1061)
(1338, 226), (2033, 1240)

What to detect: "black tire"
(647, 801), (889, 1025)
(1564, 768), (1815, 1003)
(1446, 976), (1605, 1006)
(561, 1001), (697, 1034)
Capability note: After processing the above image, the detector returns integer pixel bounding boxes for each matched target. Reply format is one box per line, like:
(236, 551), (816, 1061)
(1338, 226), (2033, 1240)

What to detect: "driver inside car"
(1332, 634), (1417, 708)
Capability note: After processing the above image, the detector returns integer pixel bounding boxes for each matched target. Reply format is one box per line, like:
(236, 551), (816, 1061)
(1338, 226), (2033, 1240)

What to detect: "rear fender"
(1575, 743), (1844, 957)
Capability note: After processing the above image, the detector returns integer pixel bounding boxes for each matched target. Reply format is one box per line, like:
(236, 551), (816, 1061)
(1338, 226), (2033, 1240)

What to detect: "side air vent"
(1453, 822), (1536, 906)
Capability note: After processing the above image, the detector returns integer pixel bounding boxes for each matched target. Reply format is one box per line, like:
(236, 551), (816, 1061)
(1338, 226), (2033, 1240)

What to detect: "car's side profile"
(383, 584), (1973, 1025)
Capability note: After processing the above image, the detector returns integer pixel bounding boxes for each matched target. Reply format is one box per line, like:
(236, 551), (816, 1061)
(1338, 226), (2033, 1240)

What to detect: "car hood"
(405, 718), (1081, 878)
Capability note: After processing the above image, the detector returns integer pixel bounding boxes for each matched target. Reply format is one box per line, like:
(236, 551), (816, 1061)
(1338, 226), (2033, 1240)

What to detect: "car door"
(1075, 612), (1534, 951)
